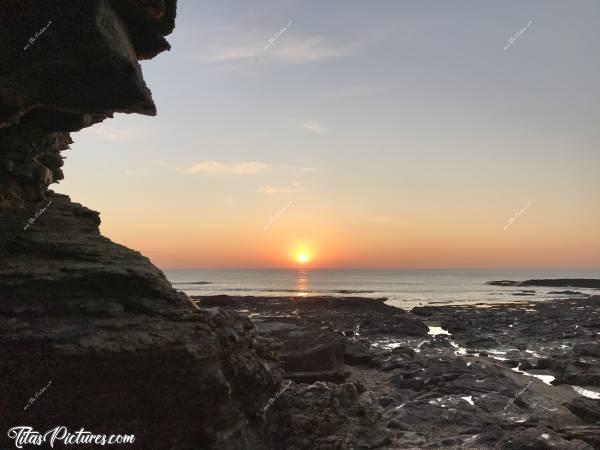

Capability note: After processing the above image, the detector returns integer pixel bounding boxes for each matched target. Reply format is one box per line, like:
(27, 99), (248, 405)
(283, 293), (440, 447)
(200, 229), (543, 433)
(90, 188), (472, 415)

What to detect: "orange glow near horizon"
(95, 202), (600, 270)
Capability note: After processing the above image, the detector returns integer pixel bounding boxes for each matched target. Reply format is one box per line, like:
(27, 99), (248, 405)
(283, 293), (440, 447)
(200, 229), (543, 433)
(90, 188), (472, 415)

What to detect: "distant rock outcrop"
(488, 279), (600, 289)
(0, 2), (281, 448)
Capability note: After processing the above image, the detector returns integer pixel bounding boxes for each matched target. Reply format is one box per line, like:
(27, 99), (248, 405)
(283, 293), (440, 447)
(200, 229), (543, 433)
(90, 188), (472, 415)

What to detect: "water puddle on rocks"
(426, 325), (468, 355)
(512, 365), (555, 385)
(424, 326), (561, 386)
(428, 395), (475, 408)
(461, 395), (474, 405)
(427, 326), (450, 336)
(572, 386), (600, 399)
(376, 326), (594, 396)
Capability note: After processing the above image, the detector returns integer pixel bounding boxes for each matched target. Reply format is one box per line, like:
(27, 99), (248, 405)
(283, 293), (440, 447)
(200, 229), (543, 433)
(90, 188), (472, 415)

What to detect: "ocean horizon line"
(163, 267), (600, 272)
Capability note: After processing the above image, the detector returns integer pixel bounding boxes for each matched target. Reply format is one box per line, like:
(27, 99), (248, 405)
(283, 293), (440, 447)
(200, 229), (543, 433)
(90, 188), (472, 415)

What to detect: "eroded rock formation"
(0, 2), (281, 448)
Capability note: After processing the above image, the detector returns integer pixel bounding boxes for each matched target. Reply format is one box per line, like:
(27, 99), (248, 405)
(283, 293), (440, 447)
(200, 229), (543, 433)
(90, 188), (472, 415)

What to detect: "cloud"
(85, 124), (141, 141)
(183, 161), (269, 175)
(203, 36), (353, 65)
(298, 121), (325, 134)
(203, 44), (260, 63)
(267, 37), (353, 64)
(258, 185), (304, 194)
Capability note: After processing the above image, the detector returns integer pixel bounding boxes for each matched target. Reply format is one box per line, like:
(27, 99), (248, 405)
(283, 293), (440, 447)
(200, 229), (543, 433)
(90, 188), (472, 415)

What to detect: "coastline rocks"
(0, 191), (283, 449)
(195, 295), (429, 383)
(280, 335), (346, 382)
(554, 360), (600, 387)
(203, 293), (600, 448)
(559, 426), (600, 448)
(266, 381), (390, 450)
(344, 342), (375, 365)
(413, 296), (600, 386)
(549, 290), (589, 296)
(487, 280), (520, 286)
(575, 342), (600, 357)
(196, 295), (429, 339)
(0, 193), (184, 309)
(488, 279), (600, 289)
(568, 397), (600, 423)
(254, 317), (348, 382)
(499, 428), (594, 450)
(361, 315), (429, 337)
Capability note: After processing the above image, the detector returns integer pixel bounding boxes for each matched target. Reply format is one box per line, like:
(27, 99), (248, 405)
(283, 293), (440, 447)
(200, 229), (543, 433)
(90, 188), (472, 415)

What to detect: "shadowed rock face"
(0, 2), (282, 448)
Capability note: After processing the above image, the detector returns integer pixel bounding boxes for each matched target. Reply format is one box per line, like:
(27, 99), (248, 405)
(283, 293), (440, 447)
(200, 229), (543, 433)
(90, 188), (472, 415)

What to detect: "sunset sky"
(58, 0), (600, 269)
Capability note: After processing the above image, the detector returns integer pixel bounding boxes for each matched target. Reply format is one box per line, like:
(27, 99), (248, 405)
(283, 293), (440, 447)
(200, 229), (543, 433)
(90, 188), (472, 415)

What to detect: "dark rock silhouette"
(488, 279), (600, 289)
(0, 2), (281, 448)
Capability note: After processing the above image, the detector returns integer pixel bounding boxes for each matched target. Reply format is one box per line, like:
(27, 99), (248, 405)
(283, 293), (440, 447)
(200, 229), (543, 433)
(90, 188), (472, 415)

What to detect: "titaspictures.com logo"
(7, 426), (135, 448)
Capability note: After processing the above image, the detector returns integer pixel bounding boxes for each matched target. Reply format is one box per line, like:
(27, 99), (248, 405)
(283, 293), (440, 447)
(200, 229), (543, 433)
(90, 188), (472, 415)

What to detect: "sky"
(58, 0), (600, 269)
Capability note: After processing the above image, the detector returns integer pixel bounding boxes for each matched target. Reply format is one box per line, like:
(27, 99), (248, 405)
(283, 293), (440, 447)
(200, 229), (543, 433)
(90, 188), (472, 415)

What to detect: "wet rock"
(392, 346), (416, 358)
(488, 279), (600, 289)
(266, 382), (389, 450)
(568, 397), (600, 423)
(555, 360), (600, 387)
(499, 427), (594, 450)
(559, 426), (600, 448)
(575, 342), (600, 357)
(419, 335), (455, 351)
(282, 339), (346, 374)
(487, 280), (520, 286)
(344, 342), (374, 365)
(464, 335), (499, 348)
(520, 279), (600, 289)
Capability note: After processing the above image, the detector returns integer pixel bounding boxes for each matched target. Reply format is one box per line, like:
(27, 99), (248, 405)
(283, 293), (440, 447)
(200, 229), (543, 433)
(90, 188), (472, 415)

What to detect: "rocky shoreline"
(195, 293), (600, 449)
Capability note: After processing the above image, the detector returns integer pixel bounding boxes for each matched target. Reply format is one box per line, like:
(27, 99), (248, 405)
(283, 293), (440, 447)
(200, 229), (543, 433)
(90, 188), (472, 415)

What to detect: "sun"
(296, 252), (310, 264)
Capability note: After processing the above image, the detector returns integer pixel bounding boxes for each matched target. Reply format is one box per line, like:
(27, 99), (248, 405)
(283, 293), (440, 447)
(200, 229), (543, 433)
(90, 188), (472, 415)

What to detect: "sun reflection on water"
(296, 270), (309, 297)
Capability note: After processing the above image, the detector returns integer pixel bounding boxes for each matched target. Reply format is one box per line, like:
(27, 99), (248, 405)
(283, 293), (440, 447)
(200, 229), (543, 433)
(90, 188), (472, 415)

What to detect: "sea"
(163, 268), (600, 310)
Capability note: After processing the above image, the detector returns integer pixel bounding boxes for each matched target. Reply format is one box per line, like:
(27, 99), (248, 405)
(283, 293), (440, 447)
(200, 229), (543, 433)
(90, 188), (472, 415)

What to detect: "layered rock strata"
(0, 2), (281, 448)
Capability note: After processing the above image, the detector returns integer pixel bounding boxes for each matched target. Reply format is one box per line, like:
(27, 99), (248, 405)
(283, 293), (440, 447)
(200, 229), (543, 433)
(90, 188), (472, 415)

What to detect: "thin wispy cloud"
(203, 44), (259, 63)
(298, 121), (325, 134)
(258, 185), (304, 194)
(183, 161), (269, 175)
(267, 37), (353, 64)
(85, 124), (141, 141)
(203, 36), (353, 65)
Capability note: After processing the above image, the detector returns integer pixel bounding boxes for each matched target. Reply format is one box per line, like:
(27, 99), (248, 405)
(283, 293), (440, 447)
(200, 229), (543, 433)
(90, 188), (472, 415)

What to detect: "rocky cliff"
(0, 2), (281, 448)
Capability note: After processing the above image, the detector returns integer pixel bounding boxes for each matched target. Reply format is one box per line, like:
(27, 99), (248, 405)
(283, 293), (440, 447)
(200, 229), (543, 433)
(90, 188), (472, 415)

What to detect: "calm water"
(163, 269), (600, 310)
